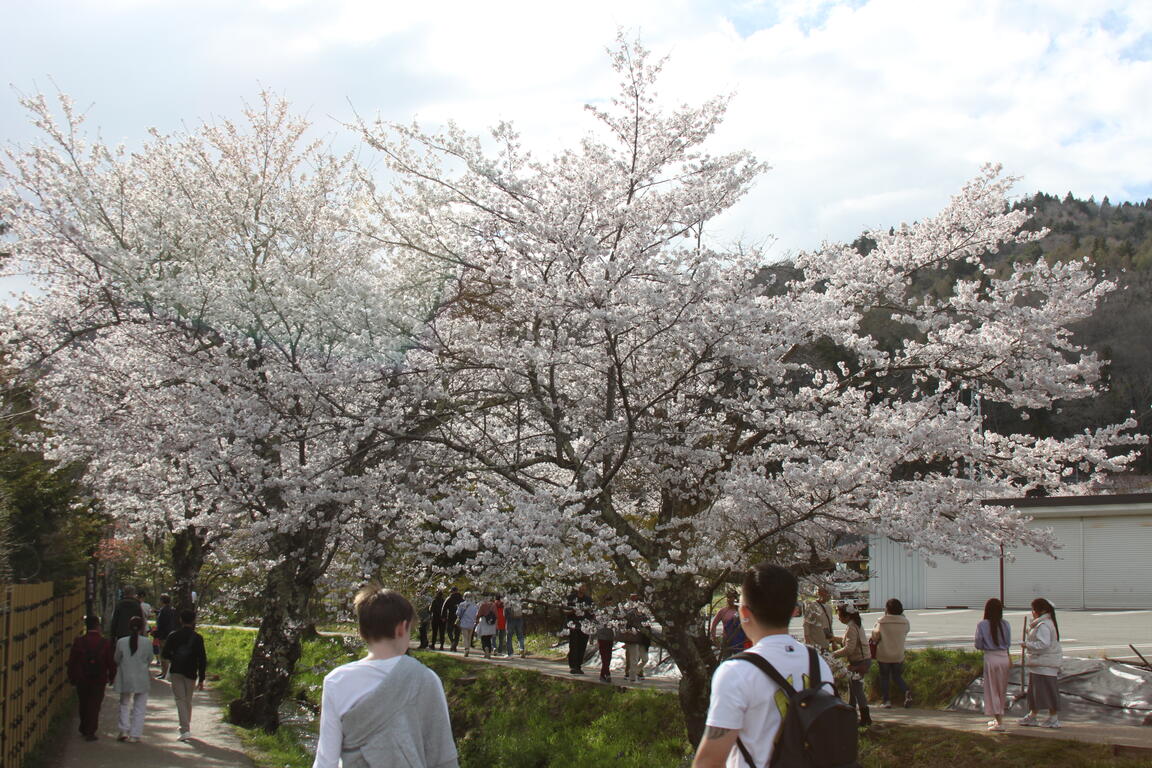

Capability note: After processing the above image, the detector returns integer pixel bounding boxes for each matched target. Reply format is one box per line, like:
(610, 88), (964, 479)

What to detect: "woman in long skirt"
(974, 598), (1011, 731)
(1019, 598), (1063, 729)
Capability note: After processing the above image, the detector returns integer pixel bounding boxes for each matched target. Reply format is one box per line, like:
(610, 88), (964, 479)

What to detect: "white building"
(868, 493), (1152, 610)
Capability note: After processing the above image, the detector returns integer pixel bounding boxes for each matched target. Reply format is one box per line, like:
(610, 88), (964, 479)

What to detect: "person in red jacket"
(67, 615), (117, 741)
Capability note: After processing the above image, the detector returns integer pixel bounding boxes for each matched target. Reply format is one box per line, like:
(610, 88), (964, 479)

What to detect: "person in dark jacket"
(442, 587), (464, 652)
(429, 590), (447, 650)
(110, 585), (144, 640)
(153, 593), (178, 679)
(161, 609), (208, 741)
(67, 615), (117, 741)
(565, 583), (593, 675)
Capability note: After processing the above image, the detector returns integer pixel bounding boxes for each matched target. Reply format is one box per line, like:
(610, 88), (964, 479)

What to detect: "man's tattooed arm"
(704, 726), (732, 739)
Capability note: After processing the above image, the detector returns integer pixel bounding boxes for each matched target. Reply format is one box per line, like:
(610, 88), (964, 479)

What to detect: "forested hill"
(765, 192), (1152, 479)
(997, 192), (1152, 476)
(1011, 191), (1152, 269)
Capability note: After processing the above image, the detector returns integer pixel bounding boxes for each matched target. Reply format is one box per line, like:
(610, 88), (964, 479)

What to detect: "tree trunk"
(170, 526), (206, 612)
(648, 575), (717, 747)
(665, 626), (717, 747)
(228, 530), (329, 732)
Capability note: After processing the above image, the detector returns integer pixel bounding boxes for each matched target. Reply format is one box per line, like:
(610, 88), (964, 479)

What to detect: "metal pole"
(999, 544), (1005, 607)
(1020, 619), (1029, 706)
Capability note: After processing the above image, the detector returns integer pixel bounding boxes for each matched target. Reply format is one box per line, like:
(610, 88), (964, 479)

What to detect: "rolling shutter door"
(923, 553), (999, 609)
(1005, 518), (1084, 610)
(1083, 516), (1152, 609)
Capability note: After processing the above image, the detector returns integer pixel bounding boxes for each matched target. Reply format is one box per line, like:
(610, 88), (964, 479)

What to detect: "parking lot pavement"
(857, 608), (1152, 661)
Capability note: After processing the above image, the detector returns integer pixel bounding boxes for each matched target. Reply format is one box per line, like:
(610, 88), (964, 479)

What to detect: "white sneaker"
(1017, 714), (1039, 727)
(128, 737), (141, 743)
(178, 732), (191, 742)
(986, 723), (1005, 732)
(1041, 717), (1061, 729)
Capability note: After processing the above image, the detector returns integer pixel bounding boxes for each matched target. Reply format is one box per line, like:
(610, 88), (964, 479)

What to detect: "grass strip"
(202, 629), (1147, 768)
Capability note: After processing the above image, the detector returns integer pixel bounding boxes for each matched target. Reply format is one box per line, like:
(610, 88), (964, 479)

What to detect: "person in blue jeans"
(502, 594), (527, 657)
(870, 598), (912, 708)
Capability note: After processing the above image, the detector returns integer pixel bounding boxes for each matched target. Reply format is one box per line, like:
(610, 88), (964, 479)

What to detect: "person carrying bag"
(833, 604), (872, 727)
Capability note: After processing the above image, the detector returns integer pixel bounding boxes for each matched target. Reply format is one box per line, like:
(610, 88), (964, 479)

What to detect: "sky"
(2, 0), (1151, 261)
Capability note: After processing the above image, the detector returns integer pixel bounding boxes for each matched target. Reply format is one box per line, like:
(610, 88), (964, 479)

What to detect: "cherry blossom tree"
(0, 94), (438, 730)
(365, 40), (1138, 740)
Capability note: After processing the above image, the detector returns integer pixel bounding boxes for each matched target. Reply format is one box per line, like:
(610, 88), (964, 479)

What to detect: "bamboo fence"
(0, 583), (85, 768)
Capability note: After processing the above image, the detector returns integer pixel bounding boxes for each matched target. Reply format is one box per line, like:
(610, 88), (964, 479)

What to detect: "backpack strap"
(730, 652), (799, 768)
(732, 651), (797, 696)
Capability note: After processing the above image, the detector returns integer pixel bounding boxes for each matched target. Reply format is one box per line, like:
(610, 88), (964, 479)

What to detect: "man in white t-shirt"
(313, 587), (458, 768)
(693, 563), (833, 768)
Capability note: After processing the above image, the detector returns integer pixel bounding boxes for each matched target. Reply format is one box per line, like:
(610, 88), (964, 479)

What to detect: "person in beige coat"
(802, 587), (835, 649)
(870, 598), (912, 708)
(833, 604), (872, 727)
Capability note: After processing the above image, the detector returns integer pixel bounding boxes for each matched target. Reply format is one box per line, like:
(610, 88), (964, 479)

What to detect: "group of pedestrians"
(66, 586), (208, 744)
(563, 584), (652, 683)
(305, 574), (1071, 768)
(692, 567), (1072, 767)
(420, 588), (529, 659)
(978, 596), (1063, 731)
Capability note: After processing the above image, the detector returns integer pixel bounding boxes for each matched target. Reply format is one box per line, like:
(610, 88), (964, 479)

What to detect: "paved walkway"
(53, 674), (251, 768)
(426, 645), (681, 692)
(875, 708), (1152, 756)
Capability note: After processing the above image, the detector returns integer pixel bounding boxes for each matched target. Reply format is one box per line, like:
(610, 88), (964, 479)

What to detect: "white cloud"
(1, 0), (1150, 257)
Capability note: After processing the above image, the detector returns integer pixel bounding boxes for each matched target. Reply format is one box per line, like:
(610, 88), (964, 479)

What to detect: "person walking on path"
(802, 586), (835, 650)
(456, 592), (479, 657)
(443, 587), (464, 652)
(110, 586), (144, 641)
(113, 616), (152, 742)
(833, 603), (872, 727)
(313, 586), (458, 768)
(621, 593), (649, 683)
(153, 593), (178, 679)
(476, 595), (497, 658)
(162, 609), (208, 741)
(871, 598), (912, 708)
(416, 592), (432, 649)
(692, 563), (834, 767)
(595, 608), (615, 683)
(565, 583), (593, 675)
(430, 590), (447, 650)
(975, 597), (1012, 731)
(67, 614), (117, 741)
(502, 594), (527, 657)
(493, 595), (507, 656)
(1018, 597), (1063, 730)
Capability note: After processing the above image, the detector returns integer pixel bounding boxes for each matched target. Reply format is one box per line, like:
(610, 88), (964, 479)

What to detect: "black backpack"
(731, 647), (861, 768)
(171, 634), (197, 667)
